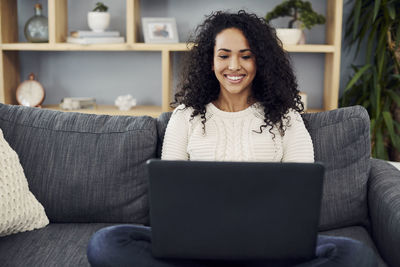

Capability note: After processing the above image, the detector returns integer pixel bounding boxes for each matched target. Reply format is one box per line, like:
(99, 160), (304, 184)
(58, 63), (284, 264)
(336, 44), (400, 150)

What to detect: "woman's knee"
(316, 235), (378, 267)
(87, 224), (152, 266)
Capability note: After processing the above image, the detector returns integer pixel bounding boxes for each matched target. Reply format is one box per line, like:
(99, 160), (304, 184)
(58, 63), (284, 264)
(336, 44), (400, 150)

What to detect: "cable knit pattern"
(0, 129), (49, 236)
(162, 103), (314, 162)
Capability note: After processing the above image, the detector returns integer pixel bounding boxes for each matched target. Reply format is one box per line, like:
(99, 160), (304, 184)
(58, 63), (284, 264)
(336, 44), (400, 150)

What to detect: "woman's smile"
(224, 74), (246, 83)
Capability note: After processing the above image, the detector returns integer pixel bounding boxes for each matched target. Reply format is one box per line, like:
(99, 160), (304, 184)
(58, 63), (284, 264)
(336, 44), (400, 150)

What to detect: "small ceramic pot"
(87, 12), (110, 32)
(276, 28), (303, 45)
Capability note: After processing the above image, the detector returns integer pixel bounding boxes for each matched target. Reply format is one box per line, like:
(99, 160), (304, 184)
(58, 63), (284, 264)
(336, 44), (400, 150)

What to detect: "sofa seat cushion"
(302, 106), (371, 230)
(0, 223), (117, 267)
(0, 104), (158, 224)
(320, 226), (386, 267)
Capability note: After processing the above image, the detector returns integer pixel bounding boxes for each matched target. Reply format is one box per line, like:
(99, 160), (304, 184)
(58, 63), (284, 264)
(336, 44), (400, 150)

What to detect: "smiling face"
(213, 28), (256, 100)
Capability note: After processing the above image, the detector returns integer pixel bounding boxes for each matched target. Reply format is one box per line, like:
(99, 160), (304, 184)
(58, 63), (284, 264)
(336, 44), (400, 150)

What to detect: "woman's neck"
(213, 95), (256, 112)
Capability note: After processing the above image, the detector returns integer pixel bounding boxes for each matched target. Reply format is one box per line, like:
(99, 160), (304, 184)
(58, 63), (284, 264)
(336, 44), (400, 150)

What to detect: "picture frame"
(142, 17), (179, 43)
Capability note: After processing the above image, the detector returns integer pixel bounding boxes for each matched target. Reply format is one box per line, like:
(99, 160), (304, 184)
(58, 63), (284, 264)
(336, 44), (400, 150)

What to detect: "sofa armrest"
(369, 158), (400, 267)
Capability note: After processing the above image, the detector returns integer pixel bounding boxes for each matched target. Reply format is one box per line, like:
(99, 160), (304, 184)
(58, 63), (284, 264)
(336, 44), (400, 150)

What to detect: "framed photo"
(142, 17), (179, 43)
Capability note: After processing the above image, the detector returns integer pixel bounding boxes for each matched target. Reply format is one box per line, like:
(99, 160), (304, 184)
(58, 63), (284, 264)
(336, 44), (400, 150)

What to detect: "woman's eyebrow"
(217, 48), (252, 52)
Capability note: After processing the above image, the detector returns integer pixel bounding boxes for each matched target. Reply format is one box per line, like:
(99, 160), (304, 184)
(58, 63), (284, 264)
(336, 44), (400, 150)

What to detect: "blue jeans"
(87, 225), (378, 267)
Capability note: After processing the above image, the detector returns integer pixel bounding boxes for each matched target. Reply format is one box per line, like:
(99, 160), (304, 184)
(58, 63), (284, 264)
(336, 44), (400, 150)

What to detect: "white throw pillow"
(0, 128), (49, 236)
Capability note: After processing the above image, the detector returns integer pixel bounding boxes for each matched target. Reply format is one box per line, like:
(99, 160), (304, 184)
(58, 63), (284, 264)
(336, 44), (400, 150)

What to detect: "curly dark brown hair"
(173, 10), (304, 136)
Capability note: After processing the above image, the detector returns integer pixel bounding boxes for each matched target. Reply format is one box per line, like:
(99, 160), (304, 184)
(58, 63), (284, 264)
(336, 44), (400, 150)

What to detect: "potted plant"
(265, 0), (325, 45)
(87, 2), (110, 32)
(340, 1), (400, 161)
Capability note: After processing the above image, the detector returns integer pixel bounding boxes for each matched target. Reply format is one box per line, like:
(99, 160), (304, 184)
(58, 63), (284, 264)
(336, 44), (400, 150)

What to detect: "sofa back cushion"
(0, 104), (157, 224)
(157, 106), (371, 230)
(156, 112), (172, 158)
(303, 106), (370, 230)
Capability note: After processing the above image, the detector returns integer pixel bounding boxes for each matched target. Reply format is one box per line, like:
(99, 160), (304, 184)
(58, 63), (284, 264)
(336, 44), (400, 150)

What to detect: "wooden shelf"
(0, 0), (343, 114)
(1, 43), (333, 53)
(1, 43), (131, 51)
(307, 109), (324, 113)
(44, 104), (164, 117)
(42, 104), (323, 117)
(283, 44), (335, 53)
(0, 42), (193, 51)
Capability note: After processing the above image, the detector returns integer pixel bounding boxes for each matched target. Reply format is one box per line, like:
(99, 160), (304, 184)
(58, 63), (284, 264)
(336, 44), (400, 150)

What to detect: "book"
(66, 36), (125, 45)
(60, 97), (96, 110)
(70, 30), (120, 38)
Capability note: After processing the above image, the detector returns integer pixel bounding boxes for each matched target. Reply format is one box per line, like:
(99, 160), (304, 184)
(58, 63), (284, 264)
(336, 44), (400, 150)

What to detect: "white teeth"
(226, 75), (243, 81)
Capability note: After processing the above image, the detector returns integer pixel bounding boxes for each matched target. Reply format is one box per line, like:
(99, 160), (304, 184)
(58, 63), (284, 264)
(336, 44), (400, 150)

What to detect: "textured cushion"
(0, 223), (114, 266)
(369, 158), (400, 267)
(156, 112), (172, 158)
(302, 106), (370, 230)
(0, 104), (157, 224)
(0, 128), (49, 236)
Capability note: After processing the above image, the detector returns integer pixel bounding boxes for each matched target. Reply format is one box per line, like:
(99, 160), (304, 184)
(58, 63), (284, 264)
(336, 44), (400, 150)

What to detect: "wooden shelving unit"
(0, 0), (342, 117)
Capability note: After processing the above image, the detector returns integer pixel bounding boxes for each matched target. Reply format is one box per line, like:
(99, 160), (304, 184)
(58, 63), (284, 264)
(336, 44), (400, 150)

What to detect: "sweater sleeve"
(161, 105), (190, 160)
(281, 110), (314, 162)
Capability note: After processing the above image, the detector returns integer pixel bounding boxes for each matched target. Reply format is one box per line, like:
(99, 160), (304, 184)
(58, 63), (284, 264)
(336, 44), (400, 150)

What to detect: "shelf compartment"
(44, 104), (164, 117)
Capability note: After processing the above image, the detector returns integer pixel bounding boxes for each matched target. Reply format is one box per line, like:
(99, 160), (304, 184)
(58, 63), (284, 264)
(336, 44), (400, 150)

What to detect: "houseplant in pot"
(340, 1), (400, 161)
(88, 2), (110, 32)
(265, 0), (325, 45)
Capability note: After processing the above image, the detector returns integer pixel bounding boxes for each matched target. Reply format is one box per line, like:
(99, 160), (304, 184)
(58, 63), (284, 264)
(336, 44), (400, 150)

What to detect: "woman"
(87, 11), (377, 267)
(162, 11), (313, 163)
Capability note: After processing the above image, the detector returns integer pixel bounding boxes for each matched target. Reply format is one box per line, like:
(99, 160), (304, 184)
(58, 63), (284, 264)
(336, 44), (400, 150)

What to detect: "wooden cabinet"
(0, 0), (342, 117)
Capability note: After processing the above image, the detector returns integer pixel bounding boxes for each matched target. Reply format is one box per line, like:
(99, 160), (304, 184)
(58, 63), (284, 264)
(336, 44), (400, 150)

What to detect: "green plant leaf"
(387, 3), (396, 20)
(353, 0), (362, 40)
(376, 24), (389, 77)
(375, 124), (386, 159)
(366, 20), (379, 63)
(355, 12), (374, 58)
(386, 90), (400, 107)
(394, 119), (400, 132)
(373, 0), (381, 21)
(395, 21), (400, 50)
(376, 85), (382, 119)
(370, 117), (376, 158)
(371, 118), (376, 131)
(362, 99), (371, 108)
(383, 111), (400, 151)
(344, 64), (372, 92)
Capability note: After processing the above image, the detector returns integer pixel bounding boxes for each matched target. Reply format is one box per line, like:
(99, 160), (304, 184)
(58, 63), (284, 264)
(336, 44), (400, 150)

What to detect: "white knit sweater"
(161, 103), (314, 162)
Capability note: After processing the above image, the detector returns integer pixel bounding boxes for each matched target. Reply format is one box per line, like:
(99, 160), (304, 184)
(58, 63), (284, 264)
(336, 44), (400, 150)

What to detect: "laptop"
(147, 159), (324, 261)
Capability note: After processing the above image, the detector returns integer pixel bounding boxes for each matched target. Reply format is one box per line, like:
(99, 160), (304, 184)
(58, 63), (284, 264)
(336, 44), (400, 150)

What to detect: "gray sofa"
(0, 103), (399, 267)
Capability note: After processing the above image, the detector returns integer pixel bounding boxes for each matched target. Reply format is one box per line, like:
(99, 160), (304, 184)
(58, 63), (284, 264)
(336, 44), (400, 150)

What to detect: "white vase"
(87, 12), (110, 32)
(276, 28), (303, 45)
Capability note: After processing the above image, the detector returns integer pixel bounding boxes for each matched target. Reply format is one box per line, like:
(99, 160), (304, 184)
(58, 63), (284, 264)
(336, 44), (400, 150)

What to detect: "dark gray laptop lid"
(147, 159), (324, 261)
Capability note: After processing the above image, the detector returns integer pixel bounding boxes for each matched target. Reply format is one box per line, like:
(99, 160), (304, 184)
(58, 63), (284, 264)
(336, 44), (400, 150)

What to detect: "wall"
(17, 0), (352, 109)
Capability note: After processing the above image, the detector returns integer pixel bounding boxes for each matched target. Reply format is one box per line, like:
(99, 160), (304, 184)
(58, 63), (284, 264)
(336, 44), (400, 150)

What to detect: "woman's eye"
(242, 55), (251, 59)
(218, 55), (228, 59)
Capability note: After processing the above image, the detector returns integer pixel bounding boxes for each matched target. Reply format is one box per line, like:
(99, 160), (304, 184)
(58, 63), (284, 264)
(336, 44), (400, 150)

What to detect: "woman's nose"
(228, 57), (241, 71)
